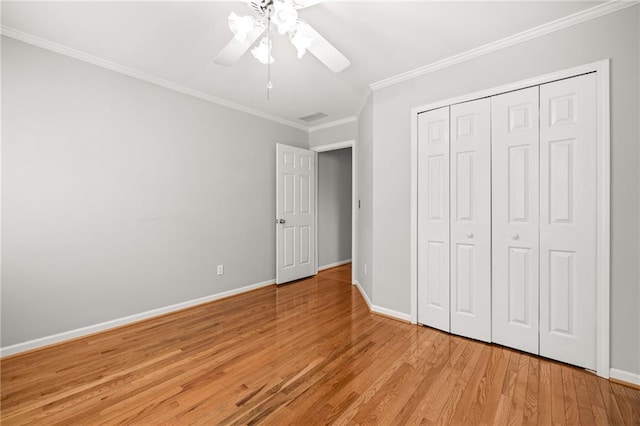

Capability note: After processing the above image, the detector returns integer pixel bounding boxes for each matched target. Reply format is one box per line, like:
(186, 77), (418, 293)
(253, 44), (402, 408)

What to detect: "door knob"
(511, 233), (519, 240)
(466, 232), (473, 238)
(278, 219), (286, 224)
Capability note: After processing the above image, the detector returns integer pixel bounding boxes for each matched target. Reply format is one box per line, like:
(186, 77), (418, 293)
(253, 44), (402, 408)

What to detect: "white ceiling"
(2, 1), (603, 128)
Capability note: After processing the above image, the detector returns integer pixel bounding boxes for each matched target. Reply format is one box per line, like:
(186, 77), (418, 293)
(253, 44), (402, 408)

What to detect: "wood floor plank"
(2, 263), (639, 425)
(561, 363), (580, 425)
(522, 357), (539, 426)
(506, 352), (530, 426)
(573, 369), (596, 426)
(475, 348), (510, 425)
(598, 377), (626, 425)
(537, 359), (553, 426)
(550, 362), (567, 425)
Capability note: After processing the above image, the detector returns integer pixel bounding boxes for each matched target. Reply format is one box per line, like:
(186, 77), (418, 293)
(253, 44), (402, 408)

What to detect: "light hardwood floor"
(1, 263), (639, 425)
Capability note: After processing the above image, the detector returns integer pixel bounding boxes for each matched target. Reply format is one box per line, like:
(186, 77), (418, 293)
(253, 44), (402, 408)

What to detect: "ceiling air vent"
(299, 112), (328, 122)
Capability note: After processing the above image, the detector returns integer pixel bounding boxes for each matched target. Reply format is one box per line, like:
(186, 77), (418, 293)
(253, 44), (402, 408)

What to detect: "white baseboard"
(0, 278), (276, 358)
(371, 305), (412, 323)
(354, 279), (372, 310)
(318, 259), (352, 271)
(353, 279), (411, 322)
(610, 368), (640, 387)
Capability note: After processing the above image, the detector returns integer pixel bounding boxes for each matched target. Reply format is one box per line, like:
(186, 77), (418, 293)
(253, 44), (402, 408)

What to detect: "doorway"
(312, 141), (357, 284)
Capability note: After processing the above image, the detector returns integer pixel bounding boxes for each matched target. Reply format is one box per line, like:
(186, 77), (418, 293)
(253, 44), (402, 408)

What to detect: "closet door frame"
(410, 59), (610, 378)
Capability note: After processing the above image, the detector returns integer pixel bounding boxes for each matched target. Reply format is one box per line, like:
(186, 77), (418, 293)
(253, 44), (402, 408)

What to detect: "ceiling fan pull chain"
(267, 8), (272, 100)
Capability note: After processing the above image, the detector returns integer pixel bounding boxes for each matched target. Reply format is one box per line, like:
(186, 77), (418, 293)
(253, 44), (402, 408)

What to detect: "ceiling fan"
(213, 0), (351, 73)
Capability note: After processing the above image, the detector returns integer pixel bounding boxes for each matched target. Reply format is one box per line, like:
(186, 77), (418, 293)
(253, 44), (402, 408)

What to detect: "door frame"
(311, 140), (357, 285)
(409, 59), (611, 378)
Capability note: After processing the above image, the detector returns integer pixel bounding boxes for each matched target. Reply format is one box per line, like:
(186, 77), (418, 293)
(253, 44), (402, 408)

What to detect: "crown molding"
(1, 26), (309, 132)
(356, 87), (372, 118)
(308, 116), (357, 133)
(370, 0), (639, 92)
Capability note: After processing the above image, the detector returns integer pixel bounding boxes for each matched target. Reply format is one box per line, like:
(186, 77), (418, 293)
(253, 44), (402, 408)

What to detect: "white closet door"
(449, 99), (491, 342)
(491, 87), (540, 354)
(539, 73), (597, 370)
(417, 107), (450, 331)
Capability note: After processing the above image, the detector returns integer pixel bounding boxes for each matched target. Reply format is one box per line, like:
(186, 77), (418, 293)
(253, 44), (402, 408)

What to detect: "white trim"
(411, 60), (609, 115)
(312, 140), (357, 285)
(308, 117), (357, 133)
(0, 26), (308, 132)
(410, 109), (418, 325)
(310, 140), (354, 153)
(371, 1), (637, 92)
(371, 305), (412, 323)
(318, 259), (352, 271)
(0, 32), (3, 328)
(356, 87), (373, 118)
(355, 281), (411, 323)
(610, 368), (640, 387)
(595, 61), (611, 379)
(352, 139), (358, 286)
(0, 278), (275, 358)
(314, 151), (320, 275)
(354, 279), (372, 310)
(410, 60), (610, 378)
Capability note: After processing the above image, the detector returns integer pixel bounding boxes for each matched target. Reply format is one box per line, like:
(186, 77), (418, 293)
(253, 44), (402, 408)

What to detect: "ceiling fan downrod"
(266, 5), (273, 100)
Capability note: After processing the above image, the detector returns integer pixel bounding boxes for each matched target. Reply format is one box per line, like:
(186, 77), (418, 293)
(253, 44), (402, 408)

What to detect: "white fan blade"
(298, 20), (350, 73)
(293, 0), (323, 9)
(213, 26), (265, 66)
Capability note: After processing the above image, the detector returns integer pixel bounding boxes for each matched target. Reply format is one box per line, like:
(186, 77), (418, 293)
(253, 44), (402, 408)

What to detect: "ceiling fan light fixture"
(290, 25), (313, 58)
(251, 36), (275, 64)
(228, 12), (256, 43)
(272, 0), (298, 35)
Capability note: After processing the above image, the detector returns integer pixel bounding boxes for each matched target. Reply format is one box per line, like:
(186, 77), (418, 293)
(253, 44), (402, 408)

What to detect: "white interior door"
(539, 73), (597, 369)
(449, 99), (492, 342)
(491, 87), (540, 354)
(417, 107), (450, 331)
(276, 143), (315, 284)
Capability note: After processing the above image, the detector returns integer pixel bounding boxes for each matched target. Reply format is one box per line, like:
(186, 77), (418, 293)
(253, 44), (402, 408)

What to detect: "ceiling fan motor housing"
(249, 0), (274, 16)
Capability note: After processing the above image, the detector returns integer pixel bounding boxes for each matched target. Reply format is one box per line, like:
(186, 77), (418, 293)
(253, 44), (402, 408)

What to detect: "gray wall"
(1, 37), (308, 347)
(357, 95), (373, 300)
(318, 148), (352, 267)
(308, 121), (357, 149)
(366, 7), (640, 373)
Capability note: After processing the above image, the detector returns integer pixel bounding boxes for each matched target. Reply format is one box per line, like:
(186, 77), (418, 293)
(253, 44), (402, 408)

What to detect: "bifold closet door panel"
(539, 73), (597, 370)
(491, 87), (540, 355)
(449, 98), (491, 342)
(417, 107), (451, 332)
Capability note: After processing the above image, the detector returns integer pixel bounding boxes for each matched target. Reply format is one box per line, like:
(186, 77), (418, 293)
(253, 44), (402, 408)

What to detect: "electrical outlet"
(364, 264), (367, 275)
(217, 264), (224, 276)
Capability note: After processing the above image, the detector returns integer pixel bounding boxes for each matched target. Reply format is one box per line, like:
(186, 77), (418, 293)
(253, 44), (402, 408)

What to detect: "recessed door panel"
(508, 247), (532, 326)
(548, 250), (575, 336)
(491, 86), (540, 355)
(540, 74), (596, 370)
(549, 139), (574, 224)
(450, 98), (491, 342)
(418, 107), (450, 332)
(455, 243), (475, 315)
(299, 175), (311, 214)
(455, 152), (474, 222)
(427, 241), (445, 308)
(276, 144), (315, 284)
(428, 155), (445, 220)
(283, 226), (295, 268)
(508, 145), (530, 222)
(299, 225), (311, 265)
(284, 173), (295, 215)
